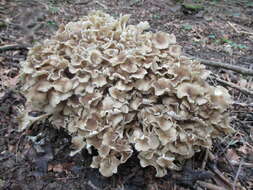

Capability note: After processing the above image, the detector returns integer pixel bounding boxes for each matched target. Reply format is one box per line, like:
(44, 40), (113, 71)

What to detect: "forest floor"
(0, 0), (253, 189)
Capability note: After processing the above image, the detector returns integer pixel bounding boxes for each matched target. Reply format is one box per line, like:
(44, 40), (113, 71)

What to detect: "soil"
(0, 0), (253, 189)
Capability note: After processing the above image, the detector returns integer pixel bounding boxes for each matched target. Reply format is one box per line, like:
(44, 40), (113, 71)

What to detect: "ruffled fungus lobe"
(20, 11), (233, 177)
(152, 32), (176, 49)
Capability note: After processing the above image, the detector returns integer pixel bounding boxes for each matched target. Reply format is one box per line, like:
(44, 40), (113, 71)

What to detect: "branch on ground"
(0, 44), (28, 53)
(188, 56), (253, 77)
(210, 75), (253, 97)
(197, 181), (227, 190)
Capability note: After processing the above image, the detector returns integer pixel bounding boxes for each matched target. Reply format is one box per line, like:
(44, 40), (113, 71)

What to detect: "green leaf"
(49, 6), (59, 14)
(47, 20), (57, 26)
(208, 34), (216, 39)
(246, 1), (253, 7)
(236, 44), (247, 49)
(182, 24), (192, 31)
(221, 38), (232, 44)
(152, 14), (161, 19)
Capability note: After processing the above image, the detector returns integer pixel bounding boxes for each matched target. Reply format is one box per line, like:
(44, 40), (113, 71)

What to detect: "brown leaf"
(226, 149), (240, 164)
(48, 162), (74, 173)
(6, 75), (19, 87)
(237, 144), (248, 155)
(0, 68), (19, 88)
(48, 163), (64, 173)
(237, 78), (248, 88)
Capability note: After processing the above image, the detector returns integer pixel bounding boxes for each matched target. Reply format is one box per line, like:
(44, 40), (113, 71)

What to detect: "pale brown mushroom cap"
(20, 11), (233, 177)
(152, 32), (176, 49)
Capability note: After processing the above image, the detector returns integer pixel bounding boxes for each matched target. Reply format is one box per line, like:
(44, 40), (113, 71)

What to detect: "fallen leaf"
(226, 149), (240, 164)
(6, 75), (19, 87)
(48, 162), (74, 173)
(8, 145), (15, 153)
(52, 164), (64, 173)
(237, 78), (248, 89)
(237, 144), (248, 155)
(0, 68), (19, 89)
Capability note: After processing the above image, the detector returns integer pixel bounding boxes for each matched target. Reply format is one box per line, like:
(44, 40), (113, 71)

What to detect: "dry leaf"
(226, 148), (240, 164)
(237, 144), (248, 155)
(48, 163), (64, 173)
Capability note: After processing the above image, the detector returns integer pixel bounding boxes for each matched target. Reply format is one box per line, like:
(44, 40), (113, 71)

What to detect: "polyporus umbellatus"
(19, 11), (233, 177)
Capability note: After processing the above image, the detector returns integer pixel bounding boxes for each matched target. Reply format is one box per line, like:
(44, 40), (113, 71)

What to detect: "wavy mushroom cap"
(152, 32), (176, 49)
(20, 11), (233, 177)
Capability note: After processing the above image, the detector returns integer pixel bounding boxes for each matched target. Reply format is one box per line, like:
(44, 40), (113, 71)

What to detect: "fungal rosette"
(20, 11), (233, 177)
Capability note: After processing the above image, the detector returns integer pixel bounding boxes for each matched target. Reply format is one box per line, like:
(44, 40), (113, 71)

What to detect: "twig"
(228, 21), (253, 36)
(94, 1), (107, 9)
(208, 151), (216, 162)
(74, 0), (92, 5)
(2, 165), (20, 176)
(232, 161), (253, 168)
(121, 166), (140, 185)
(15, 133), (26, 162)
(228, 21), (240, 33)
(0, 127), (8, 132)
(232, 102), (253, 107)
(197, 181), (227, 190)
(32, 23), (44, 33)
(56, 176), (79, 180)
(87, 180), (102, 190)
(188, 56), (253, 76)
(0, 44), (28, 53)
(224, 154), (237, 179)
(210, 75), (253, 97)
(233, 161), (243, 190)
(210, 165), (233, 189)
(0, 154), (13, 162)
(201, 149), (209, 170)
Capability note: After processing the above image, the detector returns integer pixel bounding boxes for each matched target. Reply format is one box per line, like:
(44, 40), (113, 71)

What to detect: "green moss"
(0, 179), (4, 188)
(182, 3), (204, 11)
(0, 21), (6, 28)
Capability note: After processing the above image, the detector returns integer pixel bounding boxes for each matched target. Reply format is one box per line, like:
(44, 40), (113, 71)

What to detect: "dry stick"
(197, 181), (227, 190)
(0, 127), (8, 132)
(95, 0), (107, 9)
(210, 75), (253, 97)
(74, 0), (92, 5)
(208, 151), (233, 189)
(201, 149), (209, 170)
(228, 21), (253, 36)
(233, 161), (243, 190)
(87, 180), (102, 190)
(211, 166), (233, 189)
(208, 151), (216, 162)
(232, 102), (253, 107)
(15, 133), (26, 162)
(121, 166), (140, 185)
(232, 162), (253, 168)
(190, 56), (253, 77)
(0, 44), (28, 53)
(228, 21), (240, 33)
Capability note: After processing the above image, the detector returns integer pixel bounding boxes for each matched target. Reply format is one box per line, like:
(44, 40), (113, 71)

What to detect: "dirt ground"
(0, 0), (253, 189)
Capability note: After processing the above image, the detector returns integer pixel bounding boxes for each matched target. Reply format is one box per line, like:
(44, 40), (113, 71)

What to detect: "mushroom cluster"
(20, 11), (233, 177)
